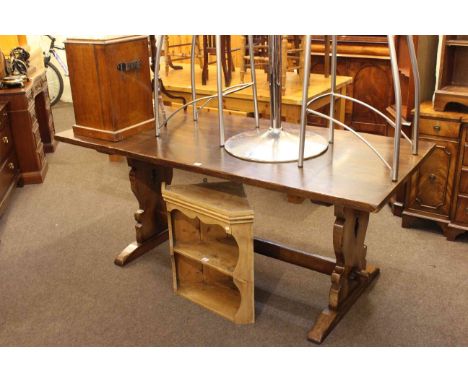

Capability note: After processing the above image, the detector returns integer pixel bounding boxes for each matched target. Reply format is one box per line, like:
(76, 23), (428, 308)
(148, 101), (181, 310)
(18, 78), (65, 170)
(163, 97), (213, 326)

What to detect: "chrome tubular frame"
(191, 35), (198, 122)
(196, 83), (252, 110)
(215, 35), (225, 146)
(328, 35), (337, 144)
(298, 35), (312, 168)
(269, 35), (282, 131)
(158, 83), (253, 128)
(154, 34), (164, 137)
(306, 92), (412, 144)
(297, 35), (420, 182)
(307, 107), (392, 170)
(248, 35), (260, 128)
(407, 35), (420, 155)
(388, 35), (402, 181)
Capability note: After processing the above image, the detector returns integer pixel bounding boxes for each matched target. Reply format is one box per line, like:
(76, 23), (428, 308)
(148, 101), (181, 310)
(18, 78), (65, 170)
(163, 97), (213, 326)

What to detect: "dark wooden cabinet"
(402, 101), (468, 240)
(65, 35), (154, 142)
(406, 139), (457, 216)
(0, 70), (56, 184)
(0, 102), (20, 216)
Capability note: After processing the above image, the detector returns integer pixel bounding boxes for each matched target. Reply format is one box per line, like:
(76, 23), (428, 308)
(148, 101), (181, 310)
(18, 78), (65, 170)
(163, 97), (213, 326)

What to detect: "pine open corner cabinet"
(55, 110), (434, 344)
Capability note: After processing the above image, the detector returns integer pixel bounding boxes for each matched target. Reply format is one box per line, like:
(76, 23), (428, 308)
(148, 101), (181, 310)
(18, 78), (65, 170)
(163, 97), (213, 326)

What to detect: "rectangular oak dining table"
(55, 111), (434, 343)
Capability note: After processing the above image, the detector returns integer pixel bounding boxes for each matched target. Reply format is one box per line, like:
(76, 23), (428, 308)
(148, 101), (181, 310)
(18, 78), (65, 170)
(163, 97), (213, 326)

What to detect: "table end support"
(308, 206), (380, 343)
(307, 264), (379, 344)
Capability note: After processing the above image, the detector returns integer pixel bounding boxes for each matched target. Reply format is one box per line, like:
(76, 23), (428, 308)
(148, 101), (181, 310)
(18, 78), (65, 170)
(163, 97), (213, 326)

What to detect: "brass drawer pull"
(8, 162), (15, 170)
(433, 125), (441, 132)
(429, 174), (436, 182)
(2, 136), (8, 144)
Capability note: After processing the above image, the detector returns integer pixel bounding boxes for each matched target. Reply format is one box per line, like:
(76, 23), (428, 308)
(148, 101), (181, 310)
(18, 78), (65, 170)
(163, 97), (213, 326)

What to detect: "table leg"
(114, 158), (173, 266)
(308, 205), (380, 343)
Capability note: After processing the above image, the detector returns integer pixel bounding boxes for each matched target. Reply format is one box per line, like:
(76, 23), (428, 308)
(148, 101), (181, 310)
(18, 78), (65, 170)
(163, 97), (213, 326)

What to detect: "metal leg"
(191, 35), (198, 122)
(298, 35), (312, 168)
(223, 35), (328, 164)
(269, 35), (282, 131)
(406, 35), (420, 155)
(154, 34), (164, 137)
(215, 35), (225, 147)
(328, 35), (337, 144)
(248, 35), (259, 128)
(388, 35), (402, 182)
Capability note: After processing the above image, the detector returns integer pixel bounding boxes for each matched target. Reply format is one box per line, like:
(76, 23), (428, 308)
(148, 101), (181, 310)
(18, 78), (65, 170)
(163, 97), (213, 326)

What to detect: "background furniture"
(164, 35), (202, 76)
(401, 101), (468, 240)
(162, 181), (255, 324)
(0, 102), (20, 216)
(202, 35), (235, 87)
(65, 35), (154, 142)
(310, 35), (438, 135)
(239, 35), (307, 95)
(56, 108), (434, 343)
(0, 69), (55, 184)
(239, 35), (269, 81)
(434, 35), (468, 111)
(159, 63), (352, 124)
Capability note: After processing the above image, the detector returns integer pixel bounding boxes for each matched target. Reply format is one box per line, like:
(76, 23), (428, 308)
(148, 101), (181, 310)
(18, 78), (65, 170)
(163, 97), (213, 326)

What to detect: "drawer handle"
(465, 207), (468, 215)
(429, 174), (436, 182)
(2, 136), (8, 144)
(8, 162), (15, 170)
(433, 125), (441, 132)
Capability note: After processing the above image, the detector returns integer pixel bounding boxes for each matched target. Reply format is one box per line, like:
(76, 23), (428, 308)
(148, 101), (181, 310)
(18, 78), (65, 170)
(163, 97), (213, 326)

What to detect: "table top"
(0, 69), (44, 96)
(160, 63), (352, 106)
(419, 101), (468, 122)
(55, 111), (434, 213)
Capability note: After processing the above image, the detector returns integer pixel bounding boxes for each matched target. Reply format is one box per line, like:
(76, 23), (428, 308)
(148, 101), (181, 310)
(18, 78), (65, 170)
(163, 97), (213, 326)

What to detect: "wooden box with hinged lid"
(65, 35), (154, 142)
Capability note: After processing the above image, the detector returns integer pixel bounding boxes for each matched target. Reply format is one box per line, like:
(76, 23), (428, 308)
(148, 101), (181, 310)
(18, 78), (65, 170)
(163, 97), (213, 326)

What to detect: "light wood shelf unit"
(434, 35), (468, 111)
(162, 181), (255, 324)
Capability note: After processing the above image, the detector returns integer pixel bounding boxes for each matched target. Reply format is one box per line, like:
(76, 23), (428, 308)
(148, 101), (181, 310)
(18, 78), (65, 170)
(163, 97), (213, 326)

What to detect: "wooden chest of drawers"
(0, 102), (20, 216)
(402, 101), (468, 240)
(0, 69), (57, 184)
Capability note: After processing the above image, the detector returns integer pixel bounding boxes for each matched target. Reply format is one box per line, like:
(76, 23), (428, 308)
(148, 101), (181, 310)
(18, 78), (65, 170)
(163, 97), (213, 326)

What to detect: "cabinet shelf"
(178, 281), (241, 321)
(434, 36), (468, 111)
(174, 237), (239, 276)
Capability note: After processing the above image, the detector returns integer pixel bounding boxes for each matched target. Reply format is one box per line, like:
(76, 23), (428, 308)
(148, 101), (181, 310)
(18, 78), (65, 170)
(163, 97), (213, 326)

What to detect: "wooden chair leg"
(164, 36), (170, 76)
(227, 36), (235, 72)
(240, 35), (246, 82)
(324, 35), (331, 78)
(202, 35), (209, 85)
(299, 35), (305, 83)
(196, 36), (203, 69)
(221, 36), (231, 87)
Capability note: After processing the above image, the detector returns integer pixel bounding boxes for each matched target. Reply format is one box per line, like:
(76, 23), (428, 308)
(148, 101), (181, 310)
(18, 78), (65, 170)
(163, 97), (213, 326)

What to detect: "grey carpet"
(0, 102), (466, 346)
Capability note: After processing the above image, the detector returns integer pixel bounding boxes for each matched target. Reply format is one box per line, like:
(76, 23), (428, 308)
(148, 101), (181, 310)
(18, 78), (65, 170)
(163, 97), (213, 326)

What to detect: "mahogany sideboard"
(0, 102), (20, 216)
(55, 110), (434, 343)
(0, 69), (57, 184)
(401, 101), (468, 240)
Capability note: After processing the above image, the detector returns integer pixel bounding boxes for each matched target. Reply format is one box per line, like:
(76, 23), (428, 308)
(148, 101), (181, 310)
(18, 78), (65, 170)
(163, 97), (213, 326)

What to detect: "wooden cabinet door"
(407, 138), (458, 217)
